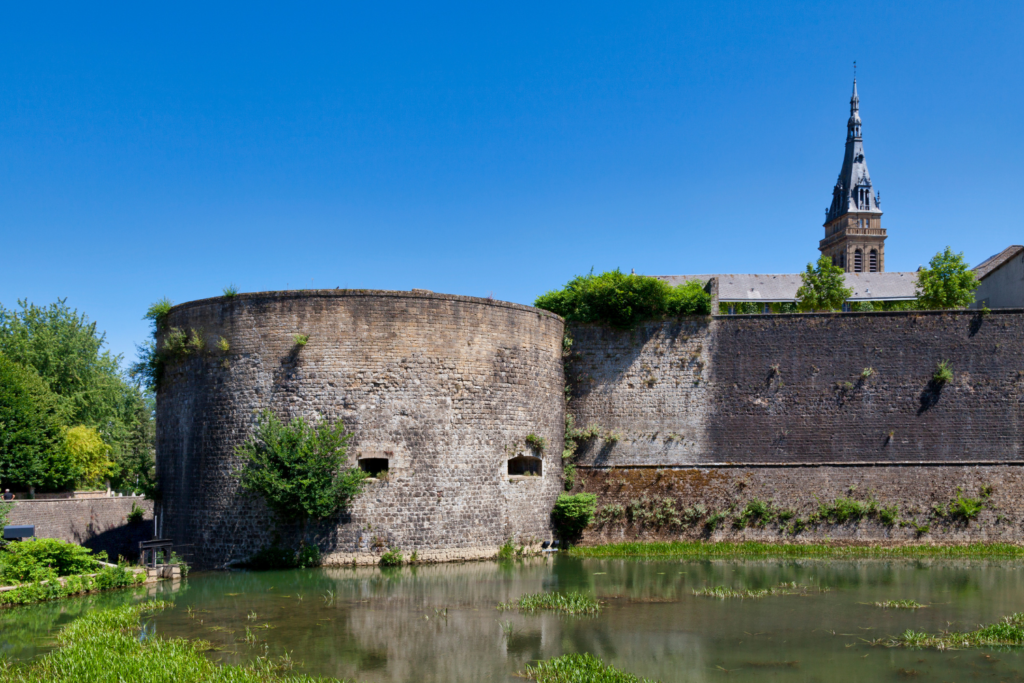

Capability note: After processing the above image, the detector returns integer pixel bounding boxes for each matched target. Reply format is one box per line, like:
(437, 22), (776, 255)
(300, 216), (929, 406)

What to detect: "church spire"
(819, 75), (887, 273)
(848, 79), (861, 139)
(826, 76), (880, 223)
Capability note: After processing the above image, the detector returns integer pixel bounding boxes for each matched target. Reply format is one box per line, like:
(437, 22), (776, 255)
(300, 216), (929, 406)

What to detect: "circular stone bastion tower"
(155, 290), (565, 568)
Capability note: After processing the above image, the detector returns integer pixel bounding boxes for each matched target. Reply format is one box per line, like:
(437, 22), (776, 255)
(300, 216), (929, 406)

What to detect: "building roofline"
(973, 245), (1024, 280)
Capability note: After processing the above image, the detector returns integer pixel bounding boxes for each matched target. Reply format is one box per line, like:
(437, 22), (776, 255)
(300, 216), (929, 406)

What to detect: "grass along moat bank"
(0, 602), (347, 683)
(568, 540), (1024, 560)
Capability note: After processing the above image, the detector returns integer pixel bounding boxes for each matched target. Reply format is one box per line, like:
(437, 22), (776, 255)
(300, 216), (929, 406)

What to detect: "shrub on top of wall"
(534, 269), (710, 329)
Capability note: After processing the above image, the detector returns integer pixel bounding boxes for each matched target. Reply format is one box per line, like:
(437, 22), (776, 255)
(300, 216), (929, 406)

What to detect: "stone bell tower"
(819, 78), (886, 272)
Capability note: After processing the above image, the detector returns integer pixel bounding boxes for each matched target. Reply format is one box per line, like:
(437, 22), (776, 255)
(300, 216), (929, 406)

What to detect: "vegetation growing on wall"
(560, 414), (602, 491)
(235, 410), (368, 531)
(534, 269), (711, 328)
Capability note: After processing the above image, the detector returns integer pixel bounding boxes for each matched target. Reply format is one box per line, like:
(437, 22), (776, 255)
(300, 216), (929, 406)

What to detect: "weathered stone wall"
(569, 310), (1024, 466)
(574, 466), (1024, 544)
(156, 290), (565, 568)
(568, 310), (1024, 543)
(7, 498), (153, 560)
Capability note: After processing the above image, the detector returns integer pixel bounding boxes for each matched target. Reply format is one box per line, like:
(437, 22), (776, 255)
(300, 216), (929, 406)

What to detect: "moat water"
(5, 555), (1024, 682)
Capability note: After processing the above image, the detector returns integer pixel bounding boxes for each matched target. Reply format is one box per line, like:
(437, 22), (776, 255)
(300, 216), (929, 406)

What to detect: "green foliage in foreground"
(498, 591), (601, 615)
(0, 565), (143, 606)
(534, 269), (710, 329)
(235, 410), (368, 525)
(880, 612), (1024, 650)
(0, 602), (346, 682)
(568, 541), (1024, 560)
(522, 653), (658, 683)
(0, 538), (101, 584)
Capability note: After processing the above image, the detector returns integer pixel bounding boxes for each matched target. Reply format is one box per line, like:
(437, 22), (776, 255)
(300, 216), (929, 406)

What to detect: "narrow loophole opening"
(359, 458), (389, 478)
(507, 456), (542, 477)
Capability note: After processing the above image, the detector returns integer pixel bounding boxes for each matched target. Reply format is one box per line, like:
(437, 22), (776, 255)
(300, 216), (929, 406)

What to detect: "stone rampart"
(567, 310), (1024, 543)
(156, 290), (565, 568)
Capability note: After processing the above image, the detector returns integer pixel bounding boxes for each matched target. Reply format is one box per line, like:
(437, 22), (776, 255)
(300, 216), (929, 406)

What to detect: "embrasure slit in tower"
(359, 458), (389, 478)
(507, 456), (542, 477)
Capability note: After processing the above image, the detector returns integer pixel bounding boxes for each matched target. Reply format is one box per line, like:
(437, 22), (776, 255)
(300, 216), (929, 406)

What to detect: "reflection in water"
(5, 557), (1024, 682)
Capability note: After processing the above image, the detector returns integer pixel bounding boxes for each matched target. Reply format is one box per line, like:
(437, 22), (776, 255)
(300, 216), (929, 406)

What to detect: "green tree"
(0, 299), (155, 492)
(0, 354), (66, 491)
(108, 392), (155, 494)
(534, 269), (710, 328)
(235, 411), (368, 532)
(62, 426), (114, 489)
(796, 256), (854, 312)
(915, 247), (979, 310)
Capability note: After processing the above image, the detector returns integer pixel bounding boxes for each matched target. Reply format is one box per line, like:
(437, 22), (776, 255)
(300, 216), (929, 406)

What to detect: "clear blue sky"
(2, 1), (1021, 364)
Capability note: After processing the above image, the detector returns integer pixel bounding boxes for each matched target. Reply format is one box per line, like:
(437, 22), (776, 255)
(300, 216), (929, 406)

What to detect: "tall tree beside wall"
(0, 354), (67, 491)
(916, 247), (979, 310)
(0, 300), (154, 493)
(796, 256), (854, 312)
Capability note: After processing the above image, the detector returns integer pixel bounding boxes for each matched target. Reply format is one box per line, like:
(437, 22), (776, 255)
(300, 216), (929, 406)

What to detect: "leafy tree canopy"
(796, 256), (854, 312)
(0, 354), (65, 490)
(0, 300), (154, 493)
(62, 426), (114, 489)
(916, 247), (979, 310)
(534, 269), (711, 328)
(235, 410), (368, 524)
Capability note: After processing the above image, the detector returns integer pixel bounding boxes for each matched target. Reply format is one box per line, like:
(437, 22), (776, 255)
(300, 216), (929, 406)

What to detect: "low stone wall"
(6, 498), (154, 560)
(575, 465), (1024, 545)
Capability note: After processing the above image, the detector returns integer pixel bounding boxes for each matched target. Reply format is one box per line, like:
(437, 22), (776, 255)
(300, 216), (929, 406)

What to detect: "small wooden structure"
(139, 538), (174, 568)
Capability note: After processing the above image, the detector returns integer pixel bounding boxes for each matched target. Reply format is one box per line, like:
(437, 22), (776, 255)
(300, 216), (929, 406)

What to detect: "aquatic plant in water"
(497, 590), (601, 615)
(693, 582), (826, 599)
(879, 612), (1024, 649)
(875, 600), (925, 609)
(523, 653), (659, 682)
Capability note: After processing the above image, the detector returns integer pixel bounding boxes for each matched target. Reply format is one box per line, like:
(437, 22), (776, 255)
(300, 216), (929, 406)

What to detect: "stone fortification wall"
(569, 310), (1024, 466)
(7, 498), (153, 560)
(568, 310), (1024, 543)
(156, 290), (565, 568)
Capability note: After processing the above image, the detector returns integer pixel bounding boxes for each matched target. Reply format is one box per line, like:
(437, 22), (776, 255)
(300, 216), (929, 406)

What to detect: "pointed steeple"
(819, 76), (887, 273)
(826, 77), (880, 223)
(848, 79), (861, 139)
